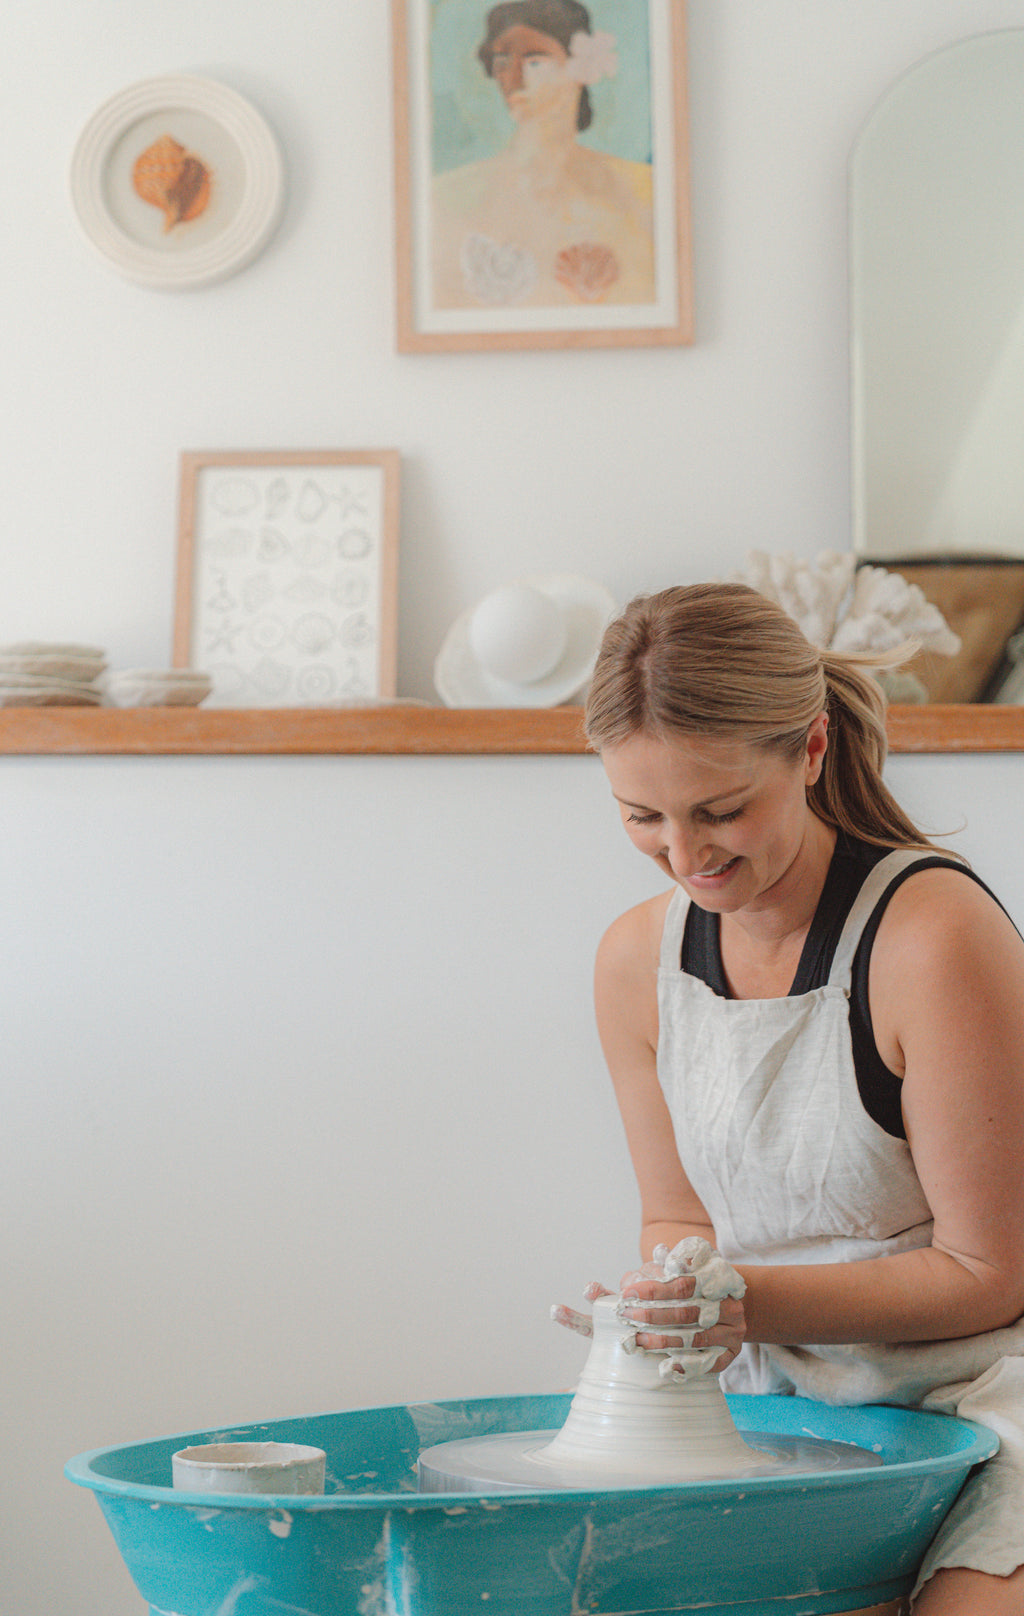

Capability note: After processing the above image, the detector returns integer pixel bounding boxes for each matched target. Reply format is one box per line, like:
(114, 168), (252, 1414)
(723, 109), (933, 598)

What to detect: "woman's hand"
(553, 1239), (747, 1375)
(616, 1241), (746, 1370)
(620, 1238), (747, 1374)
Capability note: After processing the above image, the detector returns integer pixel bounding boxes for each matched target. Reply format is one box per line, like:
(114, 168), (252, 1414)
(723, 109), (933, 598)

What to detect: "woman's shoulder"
(595, 890), (676, 1050)
(597, 889), (677, 978)
(872, 859), (1023, 980)
(868, 858), (1024, 1101)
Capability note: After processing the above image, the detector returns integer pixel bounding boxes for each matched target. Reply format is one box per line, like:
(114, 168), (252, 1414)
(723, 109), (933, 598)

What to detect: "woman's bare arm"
(592, 895), (746, 1368)
(595, 893), (718, 1255)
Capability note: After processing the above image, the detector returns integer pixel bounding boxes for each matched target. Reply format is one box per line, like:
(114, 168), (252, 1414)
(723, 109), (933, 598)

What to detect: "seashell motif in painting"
(291, 613), (336, 655)
(460, 233), (538, 305)
(554, 242), (620, 302)
(132, 134), (213, 232)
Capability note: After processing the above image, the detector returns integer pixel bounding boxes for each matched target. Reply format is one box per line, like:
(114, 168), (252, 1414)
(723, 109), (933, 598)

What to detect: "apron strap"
(828, 848), (935, 989)
(660, 887), (691, 971)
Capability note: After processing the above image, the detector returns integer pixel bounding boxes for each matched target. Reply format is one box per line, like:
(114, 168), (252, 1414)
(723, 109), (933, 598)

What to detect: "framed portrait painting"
(392, 0), (692, 351)
(174, 450), (400, 708)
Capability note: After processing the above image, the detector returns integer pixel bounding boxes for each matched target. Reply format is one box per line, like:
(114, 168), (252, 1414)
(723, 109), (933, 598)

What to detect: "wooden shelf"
(0, 704), (1021, 756)
(884, 705), (1024, 753)
(0, 704), (588, 755)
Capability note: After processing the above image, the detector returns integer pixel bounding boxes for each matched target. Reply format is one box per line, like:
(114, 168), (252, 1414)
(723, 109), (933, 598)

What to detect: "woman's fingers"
(582, 1280), (615, 1304)
(620, 1274), (697, 1304)
(632, 1296), (746, 1362)
(620, 1298), (705, 1327)
(551, 1281), (616, 1338)
(550, 1303), (594, 1337)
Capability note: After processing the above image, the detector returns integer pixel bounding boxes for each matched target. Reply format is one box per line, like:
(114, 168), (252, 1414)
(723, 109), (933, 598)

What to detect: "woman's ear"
(804, 711), (829, 787)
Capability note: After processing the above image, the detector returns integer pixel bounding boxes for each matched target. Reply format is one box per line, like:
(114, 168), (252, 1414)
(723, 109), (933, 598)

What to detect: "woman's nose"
(661, 825), (709, 878)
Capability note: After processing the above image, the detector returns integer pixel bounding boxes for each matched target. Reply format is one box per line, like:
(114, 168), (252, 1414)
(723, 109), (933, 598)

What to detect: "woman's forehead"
(602, 731), (768, 795)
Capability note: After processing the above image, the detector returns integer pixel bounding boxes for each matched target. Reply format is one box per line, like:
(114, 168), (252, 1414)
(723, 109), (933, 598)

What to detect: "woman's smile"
(688, 855), (741, 886)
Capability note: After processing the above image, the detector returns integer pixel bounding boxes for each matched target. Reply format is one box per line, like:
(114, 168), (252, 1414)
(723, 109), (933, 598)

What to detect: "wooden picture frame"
(392, 0), (692, 352)
(174, 450), (400, 707)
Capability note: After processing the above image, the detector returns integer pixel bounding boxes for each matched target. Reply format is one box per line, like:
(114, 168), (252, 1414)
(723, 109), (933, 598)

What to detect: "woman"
(568, 583), (1024, 1614)
(431, 1), (655, 308)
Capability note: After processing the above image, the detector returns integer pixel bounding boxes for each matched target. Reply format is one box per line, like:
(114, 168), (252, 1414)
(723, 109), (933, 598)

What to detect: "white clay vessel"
(532, 1294), (764, 1481)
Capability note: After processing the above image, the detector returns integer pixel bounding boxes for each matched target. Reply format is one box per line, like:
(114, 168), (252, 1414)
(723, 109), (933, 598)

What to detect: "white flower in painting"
(567, 30), (618, 86)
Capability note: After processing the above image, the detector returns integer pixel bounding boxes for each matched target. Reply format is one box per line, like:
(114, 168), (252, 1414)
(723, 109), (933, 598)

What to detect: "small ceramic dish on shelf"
(104, 669), (213, 708)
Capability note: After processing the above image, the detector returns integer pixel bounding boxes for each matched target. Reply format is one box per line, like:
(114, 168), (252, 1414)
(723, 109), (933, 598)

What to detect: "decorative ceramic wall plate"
(69, 76), (284, 289)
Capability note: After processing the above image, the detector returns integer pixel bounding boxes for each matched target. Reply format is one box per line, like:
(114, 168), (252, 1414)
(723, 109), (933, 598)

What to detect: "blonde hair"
(584, 583), (935, 851)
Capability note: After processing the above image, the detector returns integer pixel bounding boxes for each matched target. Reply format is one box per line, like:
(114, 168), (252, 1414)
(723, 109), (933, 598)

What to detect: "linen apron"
(656, 849), (1024, 1597)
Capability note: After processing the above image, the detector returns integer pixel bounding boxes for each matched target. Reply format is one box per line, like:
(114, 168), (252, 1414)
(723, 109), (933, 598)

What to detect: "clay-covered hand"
(619, 1237), (747, 1375)
(551, 1280), (616, 1338)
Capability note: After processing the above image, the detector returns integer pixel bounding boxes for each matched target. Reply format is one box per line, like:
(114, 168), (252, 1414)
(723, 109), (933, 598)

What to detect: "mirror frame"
(849, 31), (1024, 750)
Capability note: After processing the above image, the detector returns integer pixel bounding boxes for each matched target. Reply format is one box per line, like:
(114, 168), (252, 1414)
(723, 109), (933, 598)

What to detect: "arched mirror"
(851, 29), (1024, 712)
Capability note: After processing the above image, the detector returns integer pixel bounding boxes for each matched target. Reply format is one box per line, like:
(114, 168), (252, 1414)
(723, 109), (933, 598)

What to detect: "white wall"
(3, 4), (1024, 1612)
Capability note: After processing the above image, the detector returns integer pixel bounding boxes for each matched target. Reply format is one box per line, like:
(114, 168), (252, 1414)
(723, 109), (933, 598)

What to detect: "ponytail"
(810, 650), (936, 851)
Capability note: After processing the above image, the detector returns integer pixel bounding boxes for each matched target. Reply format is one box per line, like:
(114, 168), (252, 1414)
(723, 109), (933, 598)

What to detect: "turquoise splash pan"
(66, 1391), (996, 1616)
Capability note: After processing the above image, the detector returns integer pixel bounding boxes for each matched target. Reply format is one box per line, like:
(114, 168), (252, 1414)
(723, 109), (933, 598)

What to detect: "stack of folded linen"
(0, 643), (107, 705)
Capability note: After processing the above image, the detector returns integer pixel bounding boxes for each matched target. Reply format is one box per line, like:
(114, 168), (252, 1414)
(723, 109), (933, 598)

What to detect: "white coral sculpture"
(730, 550), (960, 664)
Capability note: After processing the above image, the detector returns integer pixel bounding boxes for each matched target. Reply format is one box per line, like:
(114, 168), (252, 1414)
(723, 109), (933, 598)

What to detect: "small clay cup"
(171, 1441), (326, 1495)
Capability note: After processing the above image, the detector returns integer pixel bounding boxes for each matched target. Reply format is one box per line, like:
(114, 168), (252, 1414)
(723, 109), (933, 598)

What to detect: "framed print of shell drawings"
(392, 0), (692, 352)
(174, 450), (400, 708)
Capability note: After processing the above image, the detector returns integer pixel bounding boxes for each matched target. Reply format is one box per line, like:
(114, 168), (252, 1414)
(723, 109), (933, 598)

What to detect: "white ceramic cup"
(171, 1441), (326, 1495)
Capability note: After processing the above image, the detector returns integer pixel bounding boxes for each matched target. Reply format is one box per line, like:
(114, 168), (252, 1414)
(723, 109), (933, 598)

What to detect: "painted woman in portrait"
(431, 0), (656, 310)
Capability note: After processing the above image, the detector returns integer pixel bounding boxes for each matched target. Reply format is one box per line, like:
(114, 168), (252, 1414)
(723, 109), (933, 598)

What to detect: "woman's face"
(489, 24), (577, 121)
(600, 721), (829, 917)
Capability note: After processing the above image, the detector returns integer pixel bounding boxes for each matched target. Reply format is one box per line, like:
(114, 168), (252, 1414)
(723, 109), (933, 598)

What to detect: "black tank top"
(680, 833), (995, 1141)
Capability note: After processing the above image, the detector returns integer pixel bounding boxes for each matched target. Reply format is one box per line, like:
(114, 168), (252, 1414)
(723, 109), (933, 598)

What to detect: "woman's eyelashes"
(700, 806), (744, 826)
(626, 806), (745, 828)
